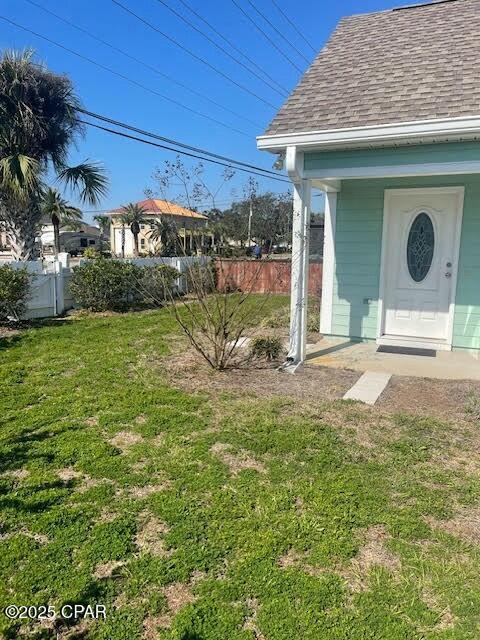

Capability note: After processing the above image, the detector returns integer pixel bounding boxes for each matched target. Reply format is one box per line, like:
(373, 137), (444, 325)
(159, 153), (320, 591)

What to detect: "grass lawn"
(1, 299), (480, 639)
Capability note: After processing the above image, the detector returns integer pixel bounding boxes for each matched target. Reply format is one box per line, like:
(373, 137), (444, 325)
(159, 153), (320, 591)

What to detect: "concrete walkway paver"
(343, 371), (392, 405)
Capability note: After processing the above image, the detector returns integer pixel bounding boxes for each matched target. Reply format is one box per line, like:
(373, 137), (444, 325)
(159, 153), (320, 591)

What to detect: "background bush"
(0, 265), (30, 322)
(138, 264), (179, 304)
(185, 262), (215, 294)
(70, 259), (179, 311)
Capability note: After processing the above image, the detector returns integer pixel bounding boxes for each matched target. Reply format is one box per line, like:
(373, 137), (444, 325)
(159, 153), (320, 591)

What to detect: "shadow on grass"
(0, 423), (84, 475)
(0, 334), (24, 352)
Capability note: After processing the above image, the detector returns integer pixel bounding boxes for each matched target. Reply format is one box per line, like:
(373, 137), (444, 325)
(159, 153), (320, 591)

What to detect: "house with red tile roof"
(107, 199), (210, 257)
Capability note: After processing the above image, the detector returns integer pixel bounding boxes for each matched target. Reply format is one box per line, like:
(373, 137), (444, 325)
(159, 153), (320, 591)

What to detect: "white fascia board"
(303, 160), (480, 181)
(257, 115), (480, 152)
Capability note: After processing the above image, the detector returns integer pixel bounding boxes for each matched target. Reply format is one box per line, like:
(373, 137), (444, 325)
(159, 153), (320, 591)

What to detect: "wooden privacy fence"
(215, 259), (322, 296)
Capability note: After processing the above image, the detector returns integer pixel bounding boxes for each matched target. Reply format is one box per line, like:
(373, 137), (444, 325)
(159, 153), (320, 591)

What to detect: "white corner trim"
(446, 187), (465, 349)
(285, 145), (303, 181)
(257, 115), (480, 152)
(304, 161), (480, 181)
(319, 191), (337, 335)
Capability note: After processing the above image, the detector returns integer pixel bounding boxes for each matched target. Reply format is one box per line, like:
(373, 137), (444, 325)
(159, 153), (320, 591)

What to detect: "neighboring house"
(107, 198), (210, 256)
(258, 0), (480, 365)
(40, 223), (107, 255)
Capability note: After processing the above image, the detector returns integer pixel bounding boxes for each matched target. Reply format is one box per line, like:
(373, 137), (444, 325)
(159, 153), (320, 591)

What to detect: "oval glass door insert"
(406, 212), (435, 282)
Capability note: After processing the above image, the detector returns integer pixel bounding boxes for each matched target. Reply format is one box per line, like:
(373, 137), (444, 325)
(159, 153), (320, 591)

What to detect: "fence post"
(53, 259), (65, 316)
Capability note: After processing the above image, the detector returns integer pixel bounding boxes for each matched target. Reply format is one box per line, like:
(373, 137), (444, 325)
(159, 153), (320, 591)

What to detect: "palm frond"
(0, 154), (40, 197)
(57, 161), (108, 206)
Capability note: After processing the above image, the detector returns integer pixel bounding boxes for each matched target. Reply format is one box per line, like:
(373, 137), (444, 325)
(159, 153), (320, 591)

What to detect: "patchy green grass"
(1, 302), (480, 639)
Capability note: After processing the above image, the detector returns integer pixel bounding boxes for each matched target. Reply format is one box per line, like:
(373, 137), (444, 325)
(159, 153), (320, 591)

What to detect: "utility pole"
(247, 197), (253, 249)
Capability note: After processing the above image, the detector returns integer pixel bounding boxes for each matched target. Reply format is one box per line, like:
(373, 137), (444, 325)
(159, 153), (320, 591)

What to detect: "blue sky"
(2, 0), (415, 220)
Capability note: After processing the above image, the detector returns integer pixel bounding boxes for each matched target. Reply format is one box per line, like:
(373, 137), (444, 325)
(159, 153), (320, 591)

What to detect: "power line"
(230, 0), (303, 74)
(78, 108), (286, 179)
(0, 15), (252, 138)
(270, 0), (317, 55)
(22, 0), (262, 129)
(243, 0), (311, 65)
(153, 0), (289, 99)
(110, 0), (278, 110)
(78, 119), (291, 184)
(177, 0), (290, 96)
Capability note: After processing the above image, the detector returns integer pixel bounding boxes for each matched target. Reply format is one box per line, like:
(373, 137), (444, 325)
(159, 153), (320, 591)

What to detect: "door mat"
(377, 345), (436, 357)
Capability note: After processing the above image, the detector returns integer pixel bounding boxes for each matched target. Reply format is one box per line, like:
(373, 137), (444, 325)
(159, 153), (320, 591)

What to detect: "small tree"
(41, 188), (82, 256)
(119, 203), (147, 257)
(145, 158), (285, 370)
(149, 217), (180, 257)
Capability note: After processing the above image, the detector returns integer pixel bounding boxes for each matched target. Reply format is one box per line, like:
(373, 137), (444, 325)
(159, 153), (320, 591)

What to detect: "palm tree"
(149, 217), (180, 257)
(42, 188), (82, 256)
(0, 50), (108, 260)
(119, 203), (147, 257)
(93, 214), (110, 253)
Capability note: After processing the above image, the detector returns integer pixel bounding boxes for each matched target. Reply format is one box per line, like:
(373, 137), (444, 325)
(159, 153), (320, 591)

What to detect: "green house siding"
(329, 174), (480, 350)
(304, 141), (480, 172)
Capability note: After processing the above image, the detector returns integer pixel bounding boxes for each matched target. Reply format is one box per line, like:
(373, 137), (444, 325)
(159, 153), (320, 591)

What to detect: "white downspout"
(282, 146), (311, 373)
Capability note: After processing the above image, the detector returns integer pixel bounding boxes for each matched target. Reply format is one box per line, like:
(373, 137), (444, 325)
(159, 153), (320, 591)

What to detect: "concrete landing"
(307, 339), (480, 380)
(343, 371), (391, 405)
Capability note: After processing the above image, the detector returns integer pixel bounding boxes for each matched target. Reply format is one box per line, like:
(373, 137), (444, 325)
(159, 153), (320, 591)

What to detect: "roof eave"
(257, 115), (480, 153)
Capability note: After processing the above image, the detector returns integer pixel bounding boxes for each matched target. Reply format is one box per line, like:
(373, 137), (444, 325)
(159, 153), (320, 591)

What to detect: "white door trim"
(377, 186), (465, 350)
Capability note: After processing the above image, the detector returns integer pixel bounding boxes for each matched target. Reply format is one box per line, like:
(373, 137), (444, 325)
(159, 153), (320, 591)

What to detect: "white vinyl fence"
(8, 255), (209, 319)
(121, 256), (210, 295)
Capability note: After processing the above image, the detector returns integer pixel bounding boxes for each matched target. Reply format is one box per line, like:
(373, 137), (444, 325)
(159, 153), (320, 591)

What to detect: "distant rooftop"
(265, 0), (480, 135)
(110, 199), (208, 220)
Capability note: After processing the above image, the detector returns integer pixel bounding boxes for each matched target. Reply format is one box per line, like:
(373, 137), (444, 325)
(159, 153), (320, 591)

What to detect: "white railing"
(7, 255), (209, 318)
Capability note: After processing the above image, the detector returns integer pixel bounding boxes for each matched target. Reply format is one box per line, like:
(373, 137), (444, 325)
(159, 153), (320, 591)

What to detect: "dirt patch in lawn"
(1, 468), (30, 481)
(340, 525), (401, 592)
(143, 577), (198, 635)
(243, 598), (265, 639)
(277, 548), (308, 569)
(0, 326), (21, 340)
(160, 345), (480, 422)
(422, 589), (456, 631)
(108, 431), (143, 453)
(136, 511), (171, 556)
(278, 525), (401, 592)
(426, 506), (480, 545)
(377, 376), (480, 422)
(161, 347), (358, 402)
(119, 481), (171, 499)
(93, 560), (124, 579)
(210, 442), (266, 475)
(56, 467), (83, 482)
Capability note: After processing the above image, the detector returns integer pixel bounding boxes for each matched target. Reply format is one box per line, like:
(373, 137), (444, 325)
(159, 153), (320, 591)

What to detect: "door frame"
(377, 186), (465, 350)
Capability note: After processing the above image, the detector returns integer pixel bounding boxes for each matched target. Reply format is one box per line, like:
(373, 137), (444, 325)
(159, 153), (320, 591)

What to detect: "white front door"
(380, 187), (464, 349)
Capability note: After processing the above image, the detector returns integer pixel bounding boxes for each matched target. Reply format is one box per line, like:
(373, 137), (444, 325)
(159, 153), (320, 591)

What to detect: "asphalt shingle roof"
(264, 0), (480, 135)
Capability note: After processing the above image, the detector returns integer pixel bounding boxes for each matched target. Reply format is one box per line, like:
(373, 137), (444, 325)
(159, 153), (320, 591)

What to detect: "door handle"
(445, 272), (452, 278)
